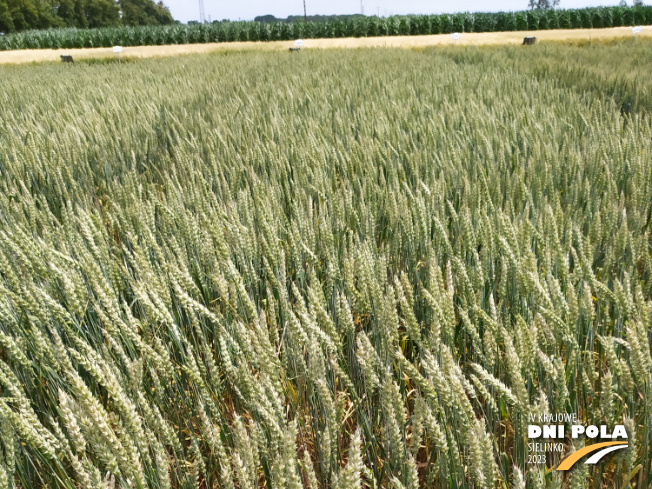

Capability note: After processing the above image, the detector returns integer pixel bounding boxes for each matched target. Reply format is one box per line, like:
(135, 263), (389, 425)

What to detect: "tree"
(85, 0), (121, 28)
(254, 14), (277, 23)
(119, 0), (173, 26)
(150, 1), (173, 25)
(0, 0), (14, 32)
(0, 0), (173, 32)
(528, 0), (559, 9)
(2, 0), (60, 31)
(54, 0), (91, 28)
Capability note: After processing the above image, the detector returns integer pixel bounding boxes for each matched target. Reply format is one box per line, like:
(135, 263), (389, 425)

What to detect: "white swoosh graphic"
(584, 445), (628, 464)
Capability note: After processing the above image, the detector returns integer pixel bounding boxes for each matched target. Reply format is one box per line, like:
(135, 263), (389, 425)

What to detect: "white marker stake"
(451, 32), (461, 45)
(113, 45), (123, 63)
(295, 39), (304, 48)
(632, 26), (642, 39)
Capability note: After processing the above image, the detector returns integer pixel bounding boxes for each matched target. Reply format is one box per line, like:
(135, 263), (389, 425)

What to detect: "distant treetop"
(528, 0), (560, 9)
(253, 14), (366, 23)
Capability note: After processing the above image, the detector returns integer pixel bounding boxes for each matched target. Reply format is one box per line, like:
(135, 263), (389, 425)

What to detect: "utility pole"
(303, 0), (307, 22)
(361, 0), (364, 15)
(198, 0), (206, 23)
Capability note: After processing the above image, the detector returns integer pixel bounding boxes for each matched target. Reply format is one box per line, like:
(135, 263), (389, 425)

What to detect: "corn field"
(0, 40), (651, 489)
(0, 6), (651, 51)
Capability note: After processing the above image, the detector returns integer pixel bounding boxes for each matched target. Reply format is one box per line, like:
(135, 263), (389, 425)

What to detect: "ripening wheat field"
(0, 41), (650, 489)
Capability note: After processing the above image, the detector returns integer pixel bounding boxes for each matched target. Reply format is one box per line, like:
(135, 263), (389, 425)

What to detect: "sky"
(164, 0), (623, 23)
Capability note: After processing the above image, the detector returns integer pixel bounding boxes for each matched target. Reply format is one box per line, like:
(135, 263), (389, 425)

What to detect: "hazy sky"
(165, 0), (621, 23)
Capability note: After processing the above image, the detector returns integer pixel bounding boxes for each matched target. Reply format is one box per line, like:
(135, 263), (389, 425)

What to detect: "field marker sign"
(113, 45), (123, 62)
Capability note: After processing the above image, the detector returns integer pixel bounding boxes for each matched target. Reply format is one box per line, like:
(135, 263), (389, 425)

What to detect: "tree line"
(0, 0), (173, 33)
(253, 14), (366, 23)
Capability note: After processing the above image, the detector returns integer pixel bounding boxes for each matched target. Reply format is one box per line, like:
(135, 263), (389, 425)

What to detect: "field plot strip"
(0, 26), (651, 65)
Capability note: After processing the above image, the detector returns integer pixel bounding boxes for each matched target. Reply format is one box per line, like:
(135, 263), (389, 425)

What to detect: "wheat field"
(0, 41), (650, 489)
